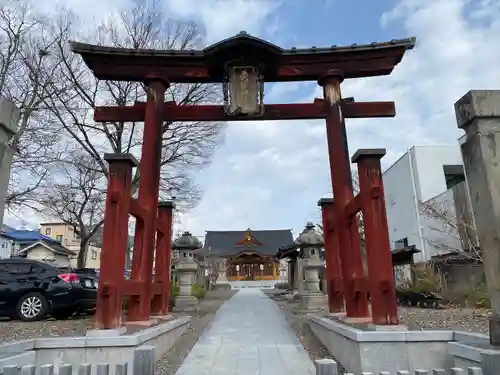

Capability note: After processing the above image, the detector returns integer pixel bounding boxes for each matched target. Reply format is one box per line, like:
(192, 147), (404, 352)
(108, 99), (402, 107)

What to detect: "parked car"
(0, 259), (97, 321)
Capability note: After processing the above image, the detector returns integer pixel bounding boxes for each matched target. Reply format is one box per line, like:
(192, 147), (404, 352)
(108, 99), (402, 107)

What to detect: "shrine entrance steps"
(225, 280), (275, 289)
(175, 288), (315, 375)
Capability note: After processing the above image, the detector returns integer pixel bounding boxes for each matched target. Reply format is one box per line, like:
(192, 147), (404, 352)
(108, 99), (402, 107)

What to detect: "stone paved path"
(175, 288), (315, 375)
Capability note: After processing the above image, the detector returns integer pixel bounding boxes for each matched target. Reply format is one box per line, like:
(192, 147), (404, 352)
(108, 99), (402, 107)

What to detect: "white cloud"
(7, 0), (500, 243)
(37, 0), (131, 24)
(180, 0), (500, 238)
(164, 0), (281, 43)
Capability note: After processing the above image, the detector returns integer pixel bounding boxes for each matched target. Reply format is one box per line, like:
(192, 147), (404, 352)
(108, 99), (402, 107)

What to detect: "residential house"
(0, 231), (14, 258)
(18, 240), (76, 266)
(5, 229), (76, 266)
(39, 222), (102, 268)
(382, 143), (474, 262)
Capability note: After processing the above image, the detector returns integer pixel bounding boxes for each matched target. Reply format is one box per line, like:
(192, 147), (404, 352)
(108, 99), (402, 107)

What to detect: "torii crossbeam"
(94, 100), (396, 123)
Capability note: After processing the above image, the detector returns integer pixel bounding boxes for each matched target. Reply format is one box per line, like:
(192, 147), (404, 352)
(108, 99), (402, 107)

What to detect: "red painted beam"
(129, 198), (148, 221)
(123, 280), (162, 296)
(87, 58), (400, 83)
(345, 193), (364, 218)
(94, 101), (395, 123)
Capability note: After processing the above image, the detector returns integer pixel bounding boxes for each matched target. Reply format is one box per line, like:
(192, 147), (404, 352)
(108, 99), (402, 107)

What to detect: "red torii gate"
(71, 32), (415, 329)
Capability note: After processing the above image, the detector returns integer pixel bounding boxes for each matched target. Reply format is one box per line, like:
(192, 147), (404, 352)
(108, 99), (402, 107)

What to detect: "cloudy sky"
(8, 0), (500, 240)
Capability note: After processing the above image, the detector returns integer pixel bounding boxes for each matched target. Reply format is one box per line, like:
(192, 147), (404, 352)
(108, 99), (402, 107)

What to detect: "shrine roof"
(70, 33), (416, 83)
(70, 37), (415, 59)
(203, 229), (293, 257)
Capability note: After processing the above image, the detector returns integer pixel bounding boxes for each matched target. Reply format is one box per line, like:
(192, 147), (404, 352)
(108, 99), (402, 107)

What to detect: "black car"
(0, 259), (97, 321)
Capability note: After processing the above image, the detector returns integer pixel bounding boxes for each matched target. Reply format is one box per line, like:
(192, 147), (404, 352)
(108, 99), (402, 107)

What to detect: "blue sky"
(11, 0), (500, 240)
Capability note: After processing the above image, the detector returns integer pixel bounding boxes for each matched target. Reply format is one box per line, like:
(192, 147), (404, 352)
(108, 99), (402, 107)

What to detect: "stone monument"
(455, 90), (500, 346)
(0, 97), (20, 227)
(172, 231), (202, 312)
(294, 222), (326, 313)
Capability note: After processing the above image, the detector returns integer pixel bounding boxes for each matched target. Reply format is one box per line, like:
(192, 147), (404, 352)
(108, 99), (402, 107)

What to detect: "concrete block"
(0, 340), (35, 353)
(28, 316), (191, 372)
(481, 351), (500, 375)
(307, 313), (457, 374)
(84, 335), (138, 347)
(364, 324), (408, 331)
(35, 337), (86, 349)
(172, 296), (198, 312)
(455, 90), (500, 129)
(86, 327), (126, 337)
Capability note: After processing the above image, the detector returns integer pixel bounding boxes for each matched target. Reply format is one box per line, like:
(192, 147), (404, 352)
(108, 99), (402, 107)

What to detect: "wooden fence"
(2, 346), (155, 375)
(314, 359), (484, 375)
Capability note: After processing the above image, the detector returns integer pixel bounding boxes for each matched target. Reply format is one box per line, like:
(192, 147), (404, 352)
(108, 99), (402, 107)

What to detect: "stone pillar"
(172, 231), (202, 312)
(296, 259), (304, 293)
(455, 90), (500, 345)
(295, 222), (326, 312)
(218, 258), (228, 282)
(0, 97), (20, 227)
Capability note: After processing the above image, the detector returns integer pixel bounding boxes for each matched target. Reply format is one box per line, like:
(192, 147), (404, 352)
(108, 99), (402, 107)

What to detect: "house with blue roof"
(4, 229), (76, 266)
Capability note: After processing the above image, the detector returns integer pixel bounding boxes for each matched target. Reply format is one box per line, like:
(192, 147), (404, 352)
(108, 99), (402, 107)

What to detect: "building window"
(56, 235), (63, 242)
(45, 228), (51, 235)
(91, 250), (97, 260)
(443, 165), (466, 190)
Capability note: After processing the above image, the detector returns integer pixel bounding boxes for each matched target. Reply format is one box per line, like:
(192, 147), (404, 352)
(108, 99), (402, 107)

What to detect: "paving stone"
(175, 288), (315, 375)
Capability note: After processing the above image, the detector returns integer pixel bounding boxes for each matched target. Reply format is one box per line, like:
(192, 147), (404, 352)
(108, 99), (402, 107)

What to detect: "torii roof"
(70, 32), (416, 83)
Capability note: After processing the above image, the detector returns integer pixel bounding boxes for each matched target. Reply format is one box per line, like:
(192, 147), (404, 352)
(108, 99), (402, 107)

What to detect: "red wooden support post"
(318, 198), (344, 313)
(128, 74), (169, 323)
(96, 153), (138, 329)
(151, 201), (175, 316)
(318, 70), (369, 319)
(353, 149), (399, 325)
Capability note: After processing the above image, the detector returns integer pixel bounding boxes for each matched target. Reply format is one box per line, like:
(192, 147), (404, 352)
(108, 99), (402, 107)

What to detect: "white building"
(382, 144), (472, 262)
(0, 232), (14, 258)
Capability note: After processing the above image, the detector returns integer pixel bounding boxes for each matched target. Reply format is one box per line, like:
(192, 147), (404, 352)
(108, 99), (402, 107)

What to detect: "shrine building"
(203, 229), (293, 281)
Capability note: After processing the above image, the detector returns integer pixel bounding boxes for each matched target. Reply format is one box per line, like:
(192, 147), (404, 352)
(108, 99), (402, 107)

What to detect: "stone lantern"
(295, 222), (326, 312)
(172, 231), (202, 312)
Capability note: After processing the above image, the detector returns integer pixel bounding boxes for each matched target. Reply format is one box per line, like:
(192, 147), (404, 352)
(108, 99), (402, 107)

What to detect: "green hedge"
(192, 283), (206, 299)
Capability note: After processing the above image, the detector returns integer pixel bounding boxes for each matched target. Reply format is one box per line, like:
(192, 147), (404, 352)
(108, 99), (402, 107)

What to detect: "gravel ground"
(156, 289), (237, 375)
(0, 315), (93, 343)
(398, 306), (489, 334)
(0, 288), (236, 358)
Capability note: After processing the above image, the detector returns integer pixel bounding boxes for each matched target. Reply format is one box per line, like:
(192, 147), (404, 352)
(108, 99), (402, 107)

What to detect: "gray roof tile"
(204, 229), (293, 257)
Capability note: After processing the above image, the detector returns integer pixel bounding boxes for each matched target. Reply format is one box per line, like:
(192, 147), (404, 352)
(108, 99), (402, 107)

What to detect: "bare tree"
(38, 151), (107, 267)
(420, 197), (481, 262)
(42, 0), (225, 210)
(0, 0), (70, 209)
